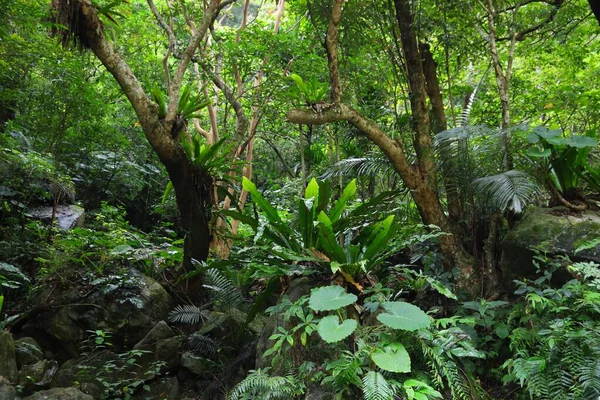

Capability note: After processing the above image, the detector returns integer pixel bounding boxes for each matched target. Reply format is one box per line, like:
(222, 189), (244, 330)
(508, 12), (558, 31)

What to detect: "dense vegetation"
(1, 0), (600, 399)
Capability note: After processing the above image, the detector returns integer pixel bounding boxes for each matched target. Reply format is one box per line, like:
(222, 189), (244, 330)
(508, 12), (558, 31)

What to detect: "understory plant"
(501, 257), (600, 399)
(230, 281), (487, 400)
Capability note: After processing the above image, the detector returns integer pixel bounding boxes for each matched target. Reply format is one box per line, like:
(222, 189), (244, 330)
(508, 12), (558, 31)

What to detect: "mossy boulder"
(0, 331), (18, 383)
(15, 337), (45, 368)
(23, 387), (93, 400)
(21, 268), (172, 359)
(501, 207), (600, 289)
(17, 359), (58, 395)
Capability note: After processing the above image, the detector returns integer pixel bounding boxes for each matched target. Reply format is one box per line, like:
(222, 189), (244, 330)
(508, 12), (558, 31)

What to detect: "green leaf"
(329, 179), (356, 222)
(304, 178), (319, 201)
(377, 301), (430, 331)
(316, 315), (357, 343)
(110, 244), (133, 255)
(221, 210), (258, 230)
(362, 215), (398, 262)
(242, 177), (282, 225)
(309, 285), (357, 312)
(425, 277), (457, 300)
(526, 148), (551, 158)
(371, 343), (411, 373)
(495, 323), (509, 339)
(362, 371), (394, 400)
(0, 295), (3, 314)
(316, 212), (346, 263)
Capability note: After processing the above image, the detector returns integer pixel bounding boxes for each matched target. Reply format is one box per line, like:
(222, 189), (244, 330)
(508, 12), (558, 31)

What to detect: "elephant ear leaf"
(309, 285), (356, 312)
(317, 315), (357, 343)
(377, 301), (430, 331)
(371, 343), (411, 373)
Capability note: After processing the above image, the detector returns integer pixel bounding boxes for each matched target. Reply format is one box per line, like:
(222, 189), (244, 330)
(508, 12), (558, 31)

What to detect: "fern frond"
(169, 304), (204, 325)
(186, 332), (219, 357)
(473, 170), (539, 213)
(228, 368), (300, 400)
(362, 371), (394, 400)
(203, 268), (244, 310)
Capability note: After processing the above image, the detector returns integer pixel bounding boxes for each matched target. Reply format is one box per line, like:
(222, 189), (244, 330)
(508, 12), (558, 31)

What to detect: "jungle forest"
(2, 0), (600, 398)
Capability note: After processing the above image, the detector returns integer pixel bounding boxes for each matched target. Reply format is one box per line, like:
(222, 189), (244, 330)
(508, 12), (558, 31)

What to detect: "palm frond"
(203, 268), (244, 310)
(362, 371), (395, 400)
(169, 304), (205, 325)
(473, 170), (539, 213)
(186, 332), (219, 357)
(320, 156), (395, 181)
(228, 368), (300, 400)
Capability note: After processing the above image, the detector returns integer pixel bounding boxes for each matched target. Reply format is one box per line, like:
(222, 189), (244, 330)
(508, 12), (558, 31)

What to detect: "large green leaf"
(362, 215), (398, 262)
(317, 315), (357, 343)
(242, 177), (282, 225)
(329, 179), (356, 222)
(316, 212), (346, 263)
(377, 302), (430, 331)
(309, 285), (357, 312)
(371, 343), (411, 373)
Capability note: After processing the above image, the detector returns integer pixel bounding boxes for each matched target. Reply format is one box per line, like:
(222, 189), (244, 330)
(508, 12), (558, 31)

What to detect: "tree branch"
(326, 0), (343, 103)
(166, 0), (228, 123)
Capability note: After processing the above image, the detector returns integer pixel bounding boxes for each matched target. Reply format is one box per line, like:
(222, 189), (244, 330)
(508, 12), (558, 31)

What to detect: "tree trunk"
(49, 0), (223, 276)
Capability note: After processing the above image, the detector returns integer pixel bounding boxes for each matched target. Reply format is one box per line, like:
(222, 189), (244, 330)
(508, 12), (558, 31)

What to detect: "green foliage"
(501, 259), (600, 399)
(287, 74), (329, 105)
(370, 343), (411, 373)
(228, 368), (303, 400)
(234, 177), (405, 282)
(377, 301), (431, 331)
(526, 127), (598, 197)
(361, 371), (395, 400)
(308, 285), (357, 312)
(316, 315), (357, 343)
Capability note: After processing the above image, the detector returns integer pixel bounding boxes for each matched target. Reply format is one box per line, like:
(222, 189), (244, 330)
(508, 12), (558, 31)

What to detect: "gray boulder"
(15, 337), (44, 368)
(0, 376), (17, 400)
(22, 268), (172, 358)
(132, 321), (182, 378)
(134, 376), (181, 400)
(501, 207), (600, 288)
(0, 331), (18, 382)
(23, 387), (93, 400)
(17, 359), (58, 394)
(29, 205), (85, 231)
(180, 352), (209, 376)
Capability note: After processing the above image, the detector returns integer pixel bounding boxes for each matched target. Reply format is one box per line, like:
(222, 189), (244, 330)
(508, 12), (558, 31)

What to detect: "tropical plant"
(502, 258), (600, 399)
(228, 177), (406, 285)
(526, 126), (598, 209)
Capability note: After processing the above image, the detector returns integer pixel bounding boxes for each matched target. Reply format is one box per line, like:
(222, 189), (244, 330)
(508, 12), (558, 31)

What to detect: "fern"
(228, 368), (301, 400)
(203, 268), (244, 311)
(169, 304), (205, 324)
(362, 371), (395, 400)
(473, 170), (539, 213)
(186, 332), (219, 357)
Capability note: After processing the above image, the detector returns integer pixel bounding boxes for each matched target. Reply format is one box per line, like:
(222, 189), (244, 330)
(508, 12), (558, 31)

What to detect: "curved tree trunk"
(49, 0), (227, 278)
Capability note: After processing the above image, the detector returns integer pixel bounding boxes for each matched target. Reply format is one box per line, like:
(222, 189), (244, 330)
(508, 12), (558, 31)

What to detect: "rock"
(134, 376), (181, 400)
(304, 384), (335, 400)
(180, 352), (209, 376)
(501, 207), (600, 288)
(29, 205), (85, 231)
(15, 337), (44, 368)
(17, 359), (58, 394)
(0, 376), (17, 400)
(23, 387), (94, 400)
(22, 269), (172, 359)
(133, 321), (182, 377)
(0, 331), (18, 382)
(51, 350), (116, 399)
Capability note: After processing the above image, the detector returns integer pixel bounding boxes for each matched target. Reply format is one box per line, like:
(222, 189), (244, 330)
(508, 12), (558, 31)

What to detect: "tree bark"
(50, 0), (224, 275)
